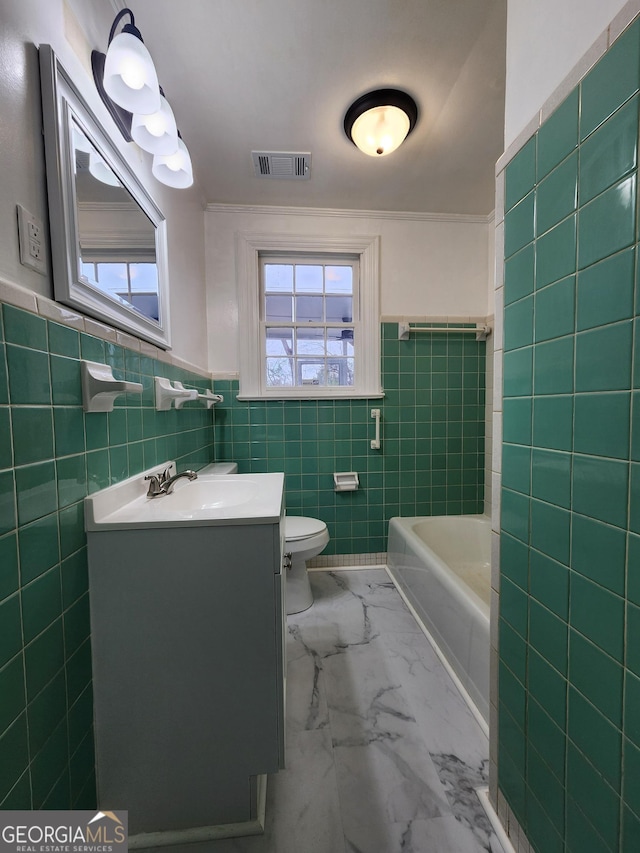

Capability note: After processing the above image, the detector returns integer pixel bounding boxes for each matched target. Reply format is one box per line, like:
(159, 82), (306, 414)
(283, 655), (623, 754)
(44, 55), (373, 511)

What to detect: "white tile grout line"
(476, 787), (516, 853)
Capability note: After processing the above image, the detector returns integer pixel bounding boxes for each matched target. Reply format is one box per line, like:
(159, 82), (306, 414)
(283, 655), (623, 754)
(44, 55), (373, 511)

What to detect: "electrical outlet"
(17, 203), (47, 276)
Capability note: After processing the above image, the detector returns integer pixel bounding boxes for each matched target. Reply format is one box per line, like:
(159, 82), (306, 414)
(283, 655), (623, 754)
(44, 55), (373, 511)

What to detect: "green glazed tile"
(570, 573), (624, 661)
(86, 450), (110, 494)
(109, 445), (128, 483)
(577, 247), (635, 331)
(500, 702), (526, 774)
(532, 395), (573, 451)
(57, 455), (87, 509)
(572, 514), (626, 595)
(578, 175), (636, 270)
(534, 275), (575, 342)
(633, 393), (640, 461)
(67, 682), (93, 755)
(625, 738), (640, 823)
(536, 214), (576, 289)
(636, 318), (640, 387)
(528, 696), (566, 782)
(633, 464), (640, 535)
(50, 356), (82, 405)
(566, 744), (621, 848)
(500, 618), (527, 684)
(531, 499), (570, 565)
(0, 345), (8, 405)
(527, 742), (565, 834)
(499, 658), (526, 725)
(533, 336), (574, 395)
(80, 334), (104, 362)
(504, 244), (535, 306)
(623, 806), (640, 852)
(108, 409), (127, 446)
(23, 617), (64, 701)
(3, 306), (47, 350)
(501, 532), (529, 590)
(536, 151), (577, 236)
(504, 191), (535, 259)
(573, 455), (629, 528)
(501, 488), (530, 545)
(64, 593), (90, 659)
(0, 407), (12, 470)
(580, 95), (638, 204)
(84, 413), (108, 451)
(504, 295), (534, 351)
(30, 716), (68, 808)
(61, 548), (88, 609)
(53, 408), (85, 458)
(569, 629), (623, 726)
(27, 669), (66, 756)
(0, 533), (19, 602)
(530, 548), (569, 619)
(505, 136), (536, 212)
(575, 321), (633, 391)
(503, 347), (533, 396)
(528, 647), (567, 727)
(6, 346), (51, 405)
(11, 408), (53, 466)
(502, 444), (531, 494)
(566, 798), (614, 853)
(629, 533), (640, 606)
(48, 322), (79, 358)
(0, 654), (25, 735)
(530, 598), (568, 673)
(15, 461), (57, 526)
(580, 18), (640, 140)
(21, 566), (62, 644)
(628, 601), (640, 678)
(17, 514), (59, 585)
(574, 392), (630, 459)
(531, 449), (571, 508)
(502, 397), (532, 445)
(66, 637), (92, 706)
(0, 470), (16, 536)
(0, 713), (29, 803)
(0, 593), (22, 669)
(626, 671), (640, 746)
(537, 88), (579, 179)
(498, 749), (526, 828)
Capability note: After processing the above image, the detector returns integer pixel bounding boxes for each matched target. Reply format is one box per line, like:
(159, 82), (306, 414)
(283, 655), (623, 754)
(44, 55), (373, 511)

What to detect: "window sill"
(236, 391), (385, 402)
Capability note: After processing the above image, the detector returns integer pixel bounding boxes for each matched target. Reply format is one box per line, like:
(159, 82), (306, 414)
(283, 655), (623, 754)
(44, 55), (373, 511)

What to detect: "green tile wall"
(500, 17), (640, 852)
(214, 323), (486, 555)
(0, 303), (215, 809)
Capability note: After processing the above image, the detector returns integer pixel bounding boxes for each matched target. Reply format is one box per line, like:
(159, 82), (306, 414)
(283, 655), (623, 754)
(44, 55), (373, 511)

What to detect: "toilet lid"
(285, 516), (327, 541)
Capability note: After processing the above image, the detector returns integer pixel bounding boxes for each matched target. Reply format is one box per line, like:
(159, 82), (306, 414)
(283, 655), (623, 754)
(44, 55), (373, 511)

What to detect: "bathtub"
(386, 515), (491, 723)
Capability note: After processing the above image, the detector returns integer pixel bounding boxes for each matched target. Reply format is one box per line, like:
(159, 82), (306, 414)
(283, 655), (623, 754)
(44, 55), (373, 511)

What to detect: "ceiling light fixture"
(91, 8), (193, 188)
(344, 89), (418, 157)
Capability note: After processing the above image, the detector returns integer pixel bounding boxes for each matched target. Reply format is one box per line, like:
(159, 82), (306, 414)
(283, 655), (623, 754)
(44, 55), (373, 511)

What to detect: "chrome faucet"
(144, 468), (198, 497)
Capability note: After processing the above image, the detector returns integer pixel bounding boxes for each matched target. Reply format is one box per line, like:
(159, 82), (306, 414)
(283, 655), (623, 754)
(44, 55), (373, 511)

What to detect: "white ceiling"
(126, 0), (506, 215)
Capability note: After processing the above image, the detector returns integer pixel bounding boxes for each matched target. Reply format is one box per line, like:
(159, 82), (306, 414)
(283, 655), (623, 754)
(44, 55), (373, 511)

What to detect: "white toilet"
(284, 516), (329, 614)
(200, 463), (329, 615)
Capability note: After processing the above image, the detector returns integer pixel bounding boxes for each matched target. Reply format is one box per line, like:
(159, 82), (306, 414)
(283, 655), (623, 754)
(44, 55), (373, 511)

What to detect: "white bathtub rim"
(384, 565), (489, 739)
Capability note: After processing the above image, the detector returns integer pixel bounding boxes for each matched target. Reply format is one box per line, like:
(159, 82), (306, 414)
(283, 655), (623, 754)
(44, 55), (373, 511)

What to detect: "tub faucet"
(145, 469), (198, 497)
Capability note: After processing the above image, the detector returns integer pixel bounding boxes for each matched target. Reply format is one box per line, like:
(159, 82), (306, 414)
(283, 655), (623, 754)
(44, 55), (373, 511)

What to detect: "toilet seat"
(285, 516), (327, 542)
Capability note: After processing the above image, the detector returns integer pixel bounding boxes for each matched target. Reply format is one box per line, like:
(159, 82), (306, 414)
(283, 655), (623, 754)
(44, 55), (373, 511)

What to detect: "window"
(80, 261), (159, 321)
(237, 234), (381, 399)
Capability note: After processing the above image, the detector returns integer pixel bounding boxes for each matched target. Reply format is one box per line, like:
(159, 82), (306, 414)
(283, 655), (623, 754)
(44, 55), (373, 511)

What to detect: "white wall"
(505, 0), (630, 146)
(0, 0), (208, 369)
(205, 206), (491, 374)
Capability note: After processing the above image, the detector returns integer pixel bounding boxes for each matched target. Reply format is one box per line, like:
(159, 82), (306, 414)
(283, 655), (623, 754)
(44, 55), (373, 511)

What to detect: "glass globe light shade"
(152, 137), (194, 188)
(131, 94), (179, 155)
(350, 105), (411, 157)
(103, 30), (161, 115)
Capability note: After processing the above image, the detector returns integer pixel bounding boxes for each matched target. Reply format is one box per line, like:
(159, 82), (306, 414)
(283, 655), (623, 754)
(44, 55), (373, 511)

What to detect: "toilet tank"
(199, 462), (238, 474)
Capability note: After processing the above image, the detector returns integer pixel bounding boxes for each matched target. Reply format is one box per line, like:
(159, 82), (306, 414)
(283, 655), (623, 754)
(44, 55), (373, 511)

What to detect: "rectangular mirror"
(39, 45), (171, 348)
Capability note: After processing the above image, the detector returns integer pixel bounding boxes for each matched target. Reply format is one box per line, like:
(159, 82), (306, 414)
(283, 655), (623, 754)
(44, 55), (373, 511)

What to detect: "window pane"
(326, 295), (352, 322)
(295, 265), (323, 293)
(96, 263), (128, 296)
(265, 295), (293, 321)
(327, 359), (354, 386)
(295, 295), (323, 322)
(81, 261), (97, 283)
(129, 263), (159, 293)
(298, 359), (325, 385)
(266, 327), (293, 355)
(266, 357), (294, 386)
(130, 293), (159, 321)
(325, 266), (353, 294)
(297, 327), (324, 355)
(327, 327), (354, 356)
(264, 264), (293, 293)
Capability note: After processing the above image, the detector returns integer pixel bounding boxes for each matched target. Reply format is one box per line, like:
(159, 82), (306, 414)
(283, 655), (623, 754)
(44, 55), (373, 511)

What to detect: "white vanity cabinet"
(85, 468), (286, 844)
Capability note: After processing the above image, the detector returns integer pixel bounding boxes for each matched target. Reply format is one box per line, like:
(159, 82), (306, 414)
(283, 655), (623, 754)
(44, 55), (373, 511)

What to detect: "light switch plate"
(17, 203), (47, 275)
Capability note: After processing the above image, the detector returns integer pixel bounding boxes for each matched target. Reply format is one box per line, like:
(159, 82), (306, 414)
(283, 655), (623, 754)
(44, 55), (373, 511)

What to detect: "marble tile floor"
(190, 569), (504, 853)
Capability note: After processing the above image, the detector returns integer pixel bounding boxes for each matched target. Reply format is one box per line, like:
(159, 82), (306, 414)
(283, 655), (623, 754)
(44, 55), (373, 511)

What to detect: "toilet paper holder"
(334, 472), (359, 492)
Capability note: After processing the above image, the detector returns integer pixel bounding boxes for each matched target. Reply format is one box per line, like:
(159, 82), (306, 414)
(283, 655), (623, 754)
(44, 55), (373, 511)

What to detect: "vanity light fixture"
(344, 89), (418, 157)
(92, 8), (193, 188)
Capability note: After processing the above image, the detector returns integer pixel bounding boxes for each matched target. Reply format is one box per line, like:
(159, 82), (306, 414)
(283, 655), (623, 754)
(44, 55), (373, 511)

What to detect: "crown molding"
(206, 202), (493, 225)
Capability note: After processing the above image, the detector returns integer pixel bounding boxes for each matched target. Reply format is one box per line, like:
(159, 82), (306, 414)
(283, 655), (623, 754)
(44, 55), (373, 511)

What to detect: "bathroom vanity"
(85, 464), (286, 846)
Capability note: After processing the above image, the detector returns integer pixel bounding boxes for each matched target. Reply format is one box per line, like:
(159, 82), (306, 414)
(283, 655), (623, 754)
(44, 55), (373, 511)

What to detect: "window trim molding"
(236, 232), (382, 399)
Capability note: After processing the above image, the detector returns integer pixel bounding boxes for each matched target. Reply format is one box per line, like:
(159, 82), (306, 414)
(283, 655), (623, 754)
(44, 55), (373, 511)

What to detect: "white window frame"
(236, 233), (382, 400)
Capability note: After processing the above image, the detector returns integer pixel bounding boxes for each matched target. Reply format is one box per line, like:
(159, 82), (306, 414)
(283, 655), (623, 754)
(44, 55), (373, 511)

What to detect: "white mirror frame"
(39, 44), (171, 349)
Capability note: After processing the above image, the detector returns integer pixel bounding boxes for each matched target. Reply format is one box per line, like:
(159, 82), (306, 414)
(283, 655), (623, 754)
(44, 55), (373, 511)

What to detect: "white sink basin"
(85, 464), (284, 530)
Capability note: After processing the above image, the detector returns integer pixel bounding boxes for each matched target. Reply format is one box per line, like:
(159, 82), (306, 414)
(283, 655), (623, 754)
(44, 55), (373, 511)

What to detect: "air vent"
(252, 151), (311, 180)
